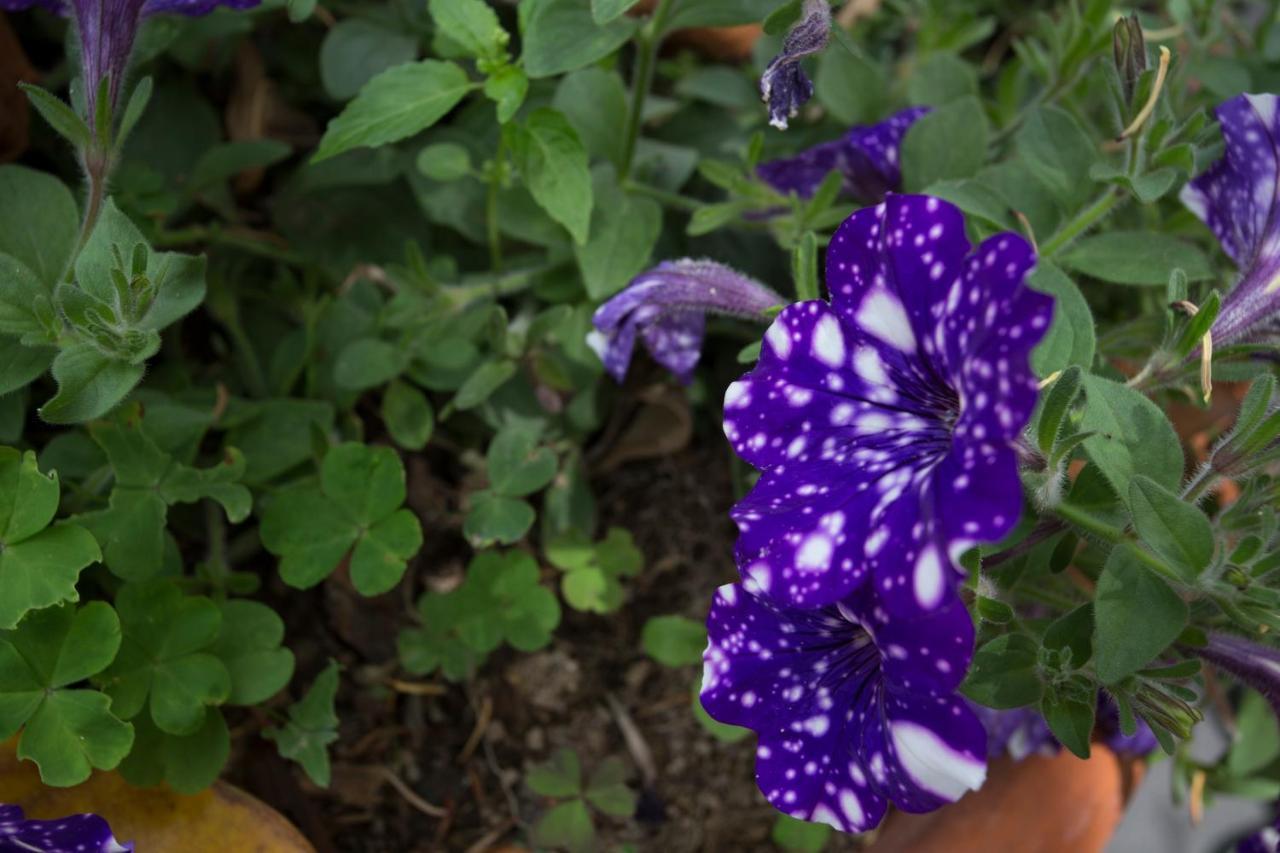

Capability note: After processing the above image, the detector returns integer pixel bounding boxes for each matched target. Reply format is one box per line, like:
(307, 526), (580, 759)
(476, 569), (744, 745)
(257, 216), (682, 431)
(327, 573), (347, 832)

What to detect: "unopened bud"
(1113, 14), (1148, 104)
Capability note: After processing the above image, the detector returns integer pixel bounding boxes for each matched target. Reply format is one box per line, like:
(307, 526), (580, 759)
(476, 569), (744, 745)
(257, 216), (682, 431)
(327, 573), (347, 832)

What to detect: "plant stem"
(1050, 501), (1184, 584)
(154, 225), (307, 266)
(622, 180), (700, 211)
(446, 263), (557, 307)
(75, 152), (109, 255)
(1040, 189), (1121, 257)
(487, 133), (506, 272)
(619, 0), (676, 182)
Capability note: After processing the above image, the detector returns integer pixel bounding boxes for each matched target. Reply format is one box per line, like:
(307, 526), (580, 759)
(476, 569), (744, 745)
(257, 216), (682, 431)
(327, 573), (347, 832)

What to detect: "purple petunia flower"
(701, 578), (986, 833)
(760, 0), (831, 130)
(1181, 93), (1280, 345)
(723, 195), (1053, 614)
(0, 803), (132, 852)
(0, 0), (259, 123)
(588, 259), (785, 384)
(757, 107), (930, 202)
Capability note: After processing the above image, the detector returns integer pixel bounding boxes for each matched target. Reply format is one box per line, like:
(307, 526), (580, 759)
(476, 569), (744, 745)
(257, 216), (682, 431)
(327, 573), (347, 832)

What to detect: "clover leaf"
(209, 600), (295, 705)
(75, 404), (251, 581)
(463, 423), (559, 547)
(260, 442), (423, 595)
(398, 550), (560, 682)
(0, 447), (101, 628)
(264, 660), (340, 787)
(98, 580), (231, 736)
(527, 749), (636, 853)
(0, 602), (134, 786)
(547, 527), (642, 613)
(117, 707), (230, 795)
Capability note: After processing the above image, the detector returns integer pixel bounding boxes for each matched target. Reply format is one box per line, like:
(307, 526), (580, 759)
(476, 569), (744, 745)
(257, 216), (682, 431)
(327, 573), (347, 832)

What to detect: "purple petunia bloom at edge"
(588, 259), (785, 384)
(757, 107), (930, 202)
(701, 578), (987, 833)
(723, 194), (1054, 615)
(0, 803), (132, 853)
(1239, 807), (1280, 853)
(760, 0), (831, 130)
(0, 0), (259, 123)
(1181, 93), (1280, 345)
(972, 699), (1157, 761)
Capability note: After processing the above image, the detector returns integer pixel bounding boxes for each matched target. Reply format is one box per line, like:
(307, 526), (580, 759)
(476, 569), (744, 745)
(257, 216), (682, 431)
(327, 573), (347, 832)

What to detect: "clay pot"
(869, 747), (1143, 853)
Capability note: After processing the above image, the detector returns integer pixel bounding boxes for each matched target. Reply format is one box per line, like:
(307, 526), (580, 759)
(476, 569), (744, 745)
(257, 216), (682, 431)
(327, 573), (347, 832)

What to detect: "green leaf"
(0, 339), (54, 397)
(641, 615), (706, 667)
(314, 60), (473, 163)
(416, 143), (472, 182)
(527, 747), (582, 796)
(962, 634), (1042, 708)
(333, 337), (407, 390)
(189, 140), (291, 195)
(521, 0), (638, 78)
(814, 45), (885, 125)
(209, 600), (295, 706)
(464, 491), (535, 546)
(429, 0), (508, 60)
(1015, 106), (1099, 208)
(0, 446), (58, 543)
(320, 19), (419, 101)
(1128, 475), (1214, 581)
(264, 660), (341, 787)
(1028, 262), (1095, 376)
(592, 0), (640, 23)
(40, 342), (145, 424)
(535, 800), (595, 853)
(1227, 689), (1280, 776)
(398, 591), (484, 681)
(381, 380), (435, 450)
(99, 581), (230, 736)
(0, 253), (58, 340)
(488, 424), (558, 497)
(1060, 232), (1213, 286)
(458, 550), (561, 652)
(482, 65), (529, 123)
(115, 77), (153, 152)
(575, 180), (661, 299)
(18, 690), (135, 786)
(118, 708), (229, 794)
(0, 165), (80, 288)
(1043, 603), (1094, 668)
(454, 358), (517, 409)
(1037, 366), (1082, 454)
(17, 84), (90, 150)
(1041, 689), (1095, 759)
(772, 814), (831, 852)
(1080, 375), (1184, 500)
(584, 757), (636, 816)
(260, 443), (421, 592)
(664, 0), (774, 28)
(901, 96), (989, 191)
(1093, 546), (1189, 684)
(907, 52), (978, 106)
(505, 109), (594, 244)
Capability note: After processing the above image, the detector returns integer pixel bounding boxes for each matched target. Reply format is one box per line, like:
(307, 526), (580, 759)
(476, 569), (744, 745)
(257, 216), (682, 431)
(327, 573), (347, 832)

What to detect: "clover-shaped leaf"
(466, 550), (561, 651)
(118, 707), (230, 795)
(398, 590), (486, 682)
(547, 527), (642, 613)
(0, 447), (101, 628)
(260, 442), (423, 595)
(76, 405), (251, 582)
(0, 602), (134, 786)
(98, 580), (230, 736)
(527, 749), (634, 853)
(264, 660), (340, 787)
(487, 424), (558, 497)
(209, 600), (295, 706)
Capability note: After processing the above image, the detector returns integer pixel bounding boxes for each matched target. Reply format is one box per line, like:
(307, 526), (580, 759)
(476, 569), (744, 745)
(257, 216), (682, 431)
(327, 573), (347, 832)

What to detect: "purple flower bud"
(1, 0), (260, 123)
(0, 803), (132, 852)
(760, 0), (831, 130)
(1181, 94), (1280, 346)
(588, 259), (784, 384)
(1192, 632), (1280, 719)
(757, 107), (930, 201)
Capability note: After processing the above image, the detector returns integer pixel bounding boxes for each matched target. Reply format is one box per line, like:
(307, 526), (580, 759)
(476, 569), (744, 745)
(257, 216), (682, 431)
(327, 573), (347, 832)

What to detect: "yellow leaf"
(0, 738), (313, 851)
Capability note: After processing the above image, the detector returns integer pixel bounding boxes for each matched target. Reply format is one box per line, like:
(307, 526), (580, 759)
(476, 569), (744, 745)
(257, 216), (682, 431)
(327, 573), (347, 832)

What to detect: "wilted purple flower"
(1239, 807), (1280, 853)
(701, 578), (986, 833)
(723, 195), (1053, 614)
(760, 0), (831, 130)
(972, 699), (1157, 761)
(0, 0), (259, 123)
(1192, 632), (1280, 718)
(969, 705), (1057, 760)
(1181, 93), (1280, 345)
(588, 259), (785, 384)
(757, 107), (930, 201)
(0, 804), (132, 852)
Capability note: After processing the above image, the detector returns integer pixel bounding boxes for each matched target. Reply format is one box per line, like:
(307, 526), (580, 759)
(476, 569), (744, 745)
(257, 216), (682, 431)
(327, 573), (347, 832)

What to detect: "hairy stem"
(1040, 189), (1121, 257)
(620, 0), (676, 182)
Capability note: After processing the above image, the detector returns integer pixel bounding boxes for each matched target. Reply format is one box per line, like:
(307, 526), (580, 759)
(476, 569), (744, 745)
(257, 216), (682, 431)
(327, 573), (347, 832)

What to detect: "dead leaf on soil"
(0, 738), (314, 851)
